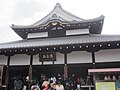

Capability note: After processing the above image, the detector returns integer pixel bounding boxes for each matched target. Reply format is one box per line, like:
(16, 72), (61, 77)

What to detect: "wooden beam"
(91, 52), (96, 81)
(64, 53), (67, 64)
(5, 56), (11, 90)
(30, 55), (33, 66)
(27, 55), (33, 90)
(91, 52), (95, 65)
(29, 55), (33, 80)
(64, 53), (68, 79)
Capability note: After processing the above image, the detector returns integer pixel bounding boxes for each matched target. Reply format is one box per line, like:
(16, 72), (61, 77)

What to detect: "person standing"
(14, 76), (22, 90)
(56, 81), (64, 90)
(42, 78), (50, 90)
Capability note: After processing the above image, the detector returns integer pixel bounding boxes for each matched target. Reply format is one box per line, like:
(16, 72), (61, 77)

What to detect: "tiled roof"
(11, 3), (104, 29)
(0, 34), (120, 49)
(11, 3), (104, 40)
(11, 3), (84, 29)
(29, 3), (84, 26)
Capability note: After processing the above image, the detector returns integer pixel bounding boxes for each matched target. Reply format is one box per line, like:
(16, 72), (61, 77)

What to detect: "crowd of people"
(9, 74), (92, 90)
(94, 74), (120, 81)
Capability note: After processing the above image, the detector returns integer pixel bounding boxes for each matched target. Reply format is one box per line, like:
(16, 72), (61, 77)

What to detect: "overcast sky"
(0, 0), (120, 43)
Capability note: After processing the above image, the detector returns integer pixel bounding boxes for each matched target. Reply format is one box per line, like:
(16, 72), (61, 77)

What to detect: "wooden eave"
(0, 38), (120, 56)
(11, 17), (104, 39)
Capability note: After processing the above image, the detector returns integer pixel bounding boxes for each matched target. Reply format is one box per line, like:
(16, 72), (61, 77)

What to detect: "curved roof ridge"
(32, 4), (58, 26)
(11, 24), (35, 28)
(60, 6), (84, 21)
(32, 3), (84, 26)
(11, 3), (104, 29)
(84, 15), (104, 21)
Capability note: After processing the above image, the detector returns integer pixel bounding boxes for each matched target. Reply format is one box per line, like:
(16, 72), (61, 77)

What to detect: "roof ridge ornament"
(52, 14), (57, 17)
(54, 3), (62, 8)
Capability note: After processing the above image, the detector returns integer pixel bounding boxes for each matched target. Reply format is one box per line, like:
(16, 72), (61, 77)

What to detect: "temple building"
(1, 3), (120, 89)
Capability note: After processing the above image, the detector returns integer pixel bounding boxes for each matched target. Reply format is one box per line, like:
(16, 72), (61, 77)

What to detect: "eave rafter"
(0, 41), (120, 56)
(12, 17), (104, 39)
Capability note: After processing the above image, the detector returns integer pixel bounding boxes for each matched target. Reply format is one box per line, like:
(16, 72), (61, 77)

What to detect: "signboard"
(39, 52), (56, 61)
(95, 81), (116, 90)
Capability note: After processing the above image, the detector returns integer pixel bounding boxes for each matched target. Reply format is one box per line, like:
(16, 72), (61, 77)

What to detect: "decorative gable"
(11, 3), (104, 39)
(33, 3), (84, 26)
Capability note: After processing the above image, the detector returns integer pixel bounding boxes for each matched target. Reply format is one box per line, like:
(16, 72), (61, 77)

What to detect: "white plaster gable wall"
(0, 55), (7, 65)
(66, 28), (89, 35)
(10, 54), (30, 65)
(67, 51), (92, 63)
(9, 51), (91, 65)
(27, 32), (48, 38)
(95, 49), (120, 62)
(54, 52), (64, 64)
(33, 54), (42, 65)
(3, 49), (120, 66)
(27, 28), (89, 39)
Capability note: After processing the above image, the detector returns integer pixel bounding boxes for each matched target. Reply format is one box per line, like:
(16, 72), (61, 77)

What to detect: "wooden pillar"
(91, 52), (95, 68)
(26, 55), (33, 90)
(5, 56), (11, 90)
(28, 55), (33, 81)
(0, 65), (4, 88)
(91, 52), (96, 81)
(64, 53), (68, 79)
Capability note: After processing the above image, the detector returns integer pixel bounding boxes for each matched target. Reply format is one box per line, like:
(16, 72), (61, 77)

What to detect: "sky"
(0, 0), (120, 43)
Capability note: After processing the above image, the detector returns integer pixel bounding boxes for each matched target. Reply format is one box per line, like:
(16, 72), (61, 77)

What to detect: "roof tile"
(0, 34), (120, 49)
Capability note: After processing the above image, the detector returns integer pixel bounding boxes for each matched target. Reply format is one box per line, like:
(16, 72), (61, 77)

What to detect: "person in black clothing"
(9, 77), (15, 90)
(64, 78), (73, 90)
(71, 74), (77, 90)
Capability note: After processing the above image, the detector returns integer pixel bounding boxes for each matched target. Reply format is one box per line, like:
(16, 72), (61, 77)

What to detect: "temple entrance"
(33, 65), (64, 78)
(7, 62), (119, 78)
(9, 66), (29, 78)
(68, 64), (93, 78)
(6, 62), (120, 90)
(7, 64), (93, 81)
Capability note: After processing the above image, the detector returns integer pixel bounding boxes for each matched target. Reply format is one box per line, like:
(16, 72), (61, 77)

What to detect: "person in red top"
(42, 78), (50, 90)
